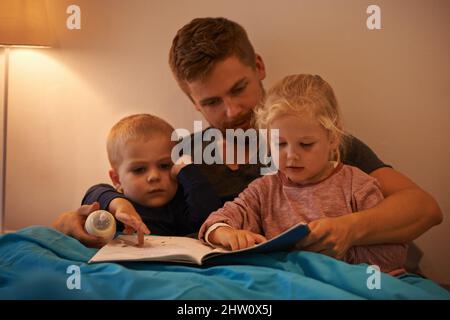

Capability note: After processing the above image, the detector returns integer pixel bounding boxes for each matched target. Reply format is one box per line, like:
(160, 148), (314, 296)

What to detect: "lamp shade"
(0, 0), (53, 47)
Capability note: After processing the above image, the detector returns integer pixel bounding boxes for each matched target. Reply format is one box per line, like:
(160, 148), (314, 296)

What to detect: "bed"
(0, 226), (449, 300)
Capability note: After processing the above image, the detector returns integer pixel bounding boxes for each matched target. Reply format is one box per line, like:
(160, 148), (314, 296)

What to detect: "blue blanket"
(0, 226), (449, 300)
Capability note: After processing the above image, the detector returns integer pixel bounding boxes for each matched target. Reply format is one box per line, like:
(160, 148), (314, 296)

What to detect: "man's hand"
(52, 202), (106, 248)
(296, 215), (355, 259)
(209, 226), (267, 251)
(108, 198), (150, 246)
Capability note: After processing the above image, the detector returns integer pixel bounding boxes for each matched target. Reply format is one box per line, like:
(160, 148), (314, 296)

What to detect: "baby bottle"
(85, 210), (116, 242)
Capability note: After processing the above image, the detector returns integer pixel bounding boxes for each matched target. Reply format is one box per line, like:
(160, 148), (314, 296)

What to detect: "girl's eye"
(301, 143), (314, 148)
(132, 167), (146, 174)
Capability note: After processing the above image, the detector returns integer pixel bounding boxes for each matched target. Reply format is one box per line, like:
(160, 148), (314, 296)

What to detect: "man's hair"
(255, 74), (347, 162)
(107, 114), (174, 169)
(169, 17), (256, 95)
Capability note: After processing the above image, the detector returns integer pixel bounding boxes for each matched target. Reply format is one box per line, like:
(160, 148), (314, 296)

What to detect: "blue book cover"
(202, 222), (310, 263)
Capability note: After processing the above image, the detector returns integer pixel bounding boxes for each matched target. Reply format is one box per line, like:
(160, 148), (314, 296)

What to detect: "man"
(54, 18), (442, 258)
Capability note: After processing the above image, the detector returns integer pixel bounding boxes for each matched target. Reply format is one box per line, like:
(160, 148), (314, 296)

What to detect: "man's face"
(186, 55), (266, 133)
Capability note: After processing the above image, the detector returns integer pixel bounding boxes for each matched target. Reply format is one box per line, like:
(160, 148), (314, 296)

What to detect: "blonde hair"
(107, 114), (175, 169)
(255, 74), (347, 162)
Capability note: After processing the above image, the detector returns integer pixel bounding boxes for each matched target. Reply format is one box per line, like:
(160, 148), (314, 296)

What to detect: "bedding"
(0, 226), (449, 300)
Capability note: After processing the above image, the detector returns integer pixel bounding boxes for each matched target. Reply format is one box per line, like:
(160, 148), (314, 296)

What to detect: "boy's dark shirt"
(82, 164), (222, 236)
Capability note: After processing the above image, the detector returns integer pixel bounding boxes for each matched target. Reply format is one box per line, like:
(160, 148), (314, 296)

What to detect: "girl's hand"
(209, 226), (267, 251)
(296, 215), (355, 259)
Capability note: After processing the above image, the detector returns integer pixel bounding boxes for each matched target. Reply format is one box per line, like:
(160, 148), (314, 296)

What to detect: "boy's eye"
(277, 142), (287, 147)
(159, 163), (173, 170)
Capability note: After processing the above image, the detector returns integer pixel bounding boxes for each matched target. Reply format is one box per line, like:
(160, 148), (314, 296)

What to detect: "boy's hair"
(255, 74), (347, 162)
(169, 17), (256, 96)
(107, 114), (174, 169)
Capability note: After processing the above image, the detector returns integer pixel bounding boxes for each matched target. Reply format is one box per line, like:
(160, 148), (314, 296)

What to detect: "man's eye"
(132, 167), (146, 174)
(231, 85), (246, 96)
(203, 99), (221, 107)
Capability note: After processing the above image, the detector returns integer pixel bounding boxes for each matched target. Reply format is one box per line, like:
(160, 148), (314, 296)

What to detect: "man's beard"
(223, 112), (254, 131)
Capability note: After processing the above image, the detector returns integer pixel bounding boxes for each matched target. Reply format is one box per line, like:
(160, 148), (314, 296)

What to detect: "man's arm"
(299, 137), (443, 258)
(343, 136), (442, 244)
(350, 167), (442, 245)
(297, 167), (442, 259)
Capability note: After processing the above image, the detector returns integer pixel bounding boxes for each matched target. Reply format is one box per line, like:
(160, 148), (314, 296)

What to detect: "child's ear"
(329, 132), (340, 150)
(328, 131), (341, 160)
(109, 169), (121, 190)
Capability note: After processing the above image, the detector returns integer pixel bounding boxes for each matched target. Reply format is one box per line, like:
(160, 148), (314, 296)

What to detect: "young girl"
(198, 74), (407, 274)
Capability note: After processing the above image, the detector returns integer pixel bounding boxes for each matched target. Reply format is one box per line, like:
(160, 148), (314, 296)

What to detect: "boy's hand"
(209, 226), (267, 251)
(170, 155), (193, 179)
(109, 198), (150, 246)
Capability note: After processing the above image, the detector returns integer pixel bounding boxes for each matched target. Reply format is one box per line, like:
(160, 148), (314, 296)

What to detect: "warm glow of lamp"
(0, 0), (53, 233)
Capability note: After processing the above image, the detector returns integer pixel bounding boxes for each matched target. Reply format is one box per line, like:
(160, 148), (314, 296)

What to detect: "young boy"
(82, 114), (222, 243)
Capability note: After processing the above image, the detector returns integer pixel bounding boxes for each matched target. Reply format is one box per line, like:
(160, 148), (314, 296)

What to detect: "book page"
(89, 223), (309, 265)
(89, 235), (217, 264)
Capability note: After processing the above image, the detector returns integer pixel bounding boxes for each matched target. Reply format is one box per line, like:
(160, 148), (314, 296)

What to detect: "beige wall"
(1, 0), (449, 284)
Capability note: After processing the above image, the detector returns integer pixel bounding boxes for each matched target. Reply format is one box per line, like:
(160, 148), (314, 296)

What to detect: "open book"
(89, 222), (310, 265)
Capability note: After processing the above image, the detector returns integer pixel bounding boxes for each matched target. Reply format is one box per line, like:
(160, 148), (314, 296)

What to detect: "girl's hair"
(107, 114), (174, 169)
(255, 74), (347, 162)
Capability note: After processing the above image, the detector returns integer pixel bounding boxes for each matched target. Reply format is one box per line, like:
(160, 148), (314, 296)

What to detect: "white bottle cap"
(85, 210), (116, 241)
